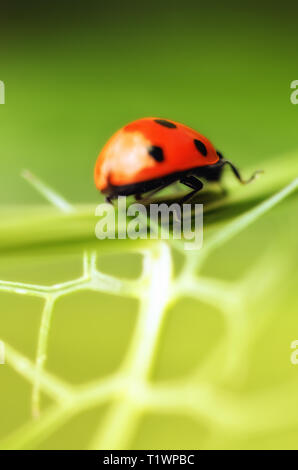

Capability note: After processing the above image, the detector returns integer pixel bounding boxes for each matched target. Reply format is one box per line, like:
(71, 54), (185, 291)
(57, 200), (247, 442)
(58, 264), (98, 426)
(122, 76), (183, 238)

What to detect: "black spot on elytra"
(154, 119), (177, 129)
(216, 150), (224, 159)
(149, 146), (164, 162)
(194, 139), (208, 157)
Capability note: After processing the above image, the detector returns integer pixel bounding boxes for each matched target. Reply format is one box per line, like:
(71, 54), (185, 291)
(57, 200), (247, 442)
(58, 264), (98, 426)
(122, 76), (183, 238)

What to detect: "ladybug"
(94, 118), (261, 203)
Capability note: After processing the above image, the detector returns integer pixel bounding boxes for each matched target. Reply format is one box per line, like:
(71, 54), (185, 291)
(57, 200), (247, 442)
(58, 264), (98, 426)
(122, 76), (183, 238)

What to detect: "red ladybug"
(94, 117), (261, 203)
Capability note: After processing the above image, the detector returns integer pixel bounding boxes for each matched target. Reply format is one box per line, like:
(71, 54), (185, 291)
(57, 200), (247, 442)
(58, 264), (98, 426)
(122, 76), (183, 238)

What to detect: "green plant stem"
(89, 242), (173, 449)
(32, 296), (56, 418)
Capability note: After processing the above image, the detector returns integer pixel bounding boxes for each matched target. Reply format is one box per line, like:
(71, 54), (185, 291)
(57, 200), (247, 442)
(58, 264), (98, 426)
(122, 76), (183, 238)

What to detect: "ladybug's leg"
(179, 175), (203, 204)
(105, 195), (116, 204)
(135, 181), (176, 203)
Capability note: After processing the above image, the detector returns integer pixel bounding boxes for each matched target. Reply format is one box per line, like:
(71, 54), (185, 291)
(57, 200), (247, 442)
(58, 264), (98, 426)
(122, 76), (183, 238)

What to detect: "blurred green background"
(0, 0), (298, 450)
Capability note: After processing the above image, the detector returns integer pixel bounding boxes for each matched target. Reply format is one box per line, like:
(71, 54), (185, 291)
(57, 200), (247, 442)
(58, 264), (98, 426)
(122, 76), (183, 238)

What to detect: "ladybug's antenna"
(223, 160), (263, 184)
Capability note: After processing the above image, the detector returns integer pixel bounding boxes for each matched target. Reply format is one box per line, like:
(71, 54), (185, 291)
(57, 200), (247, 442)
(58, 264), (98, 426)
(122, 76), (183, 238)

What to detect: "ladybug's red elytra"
(94, 117), (262, 203)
